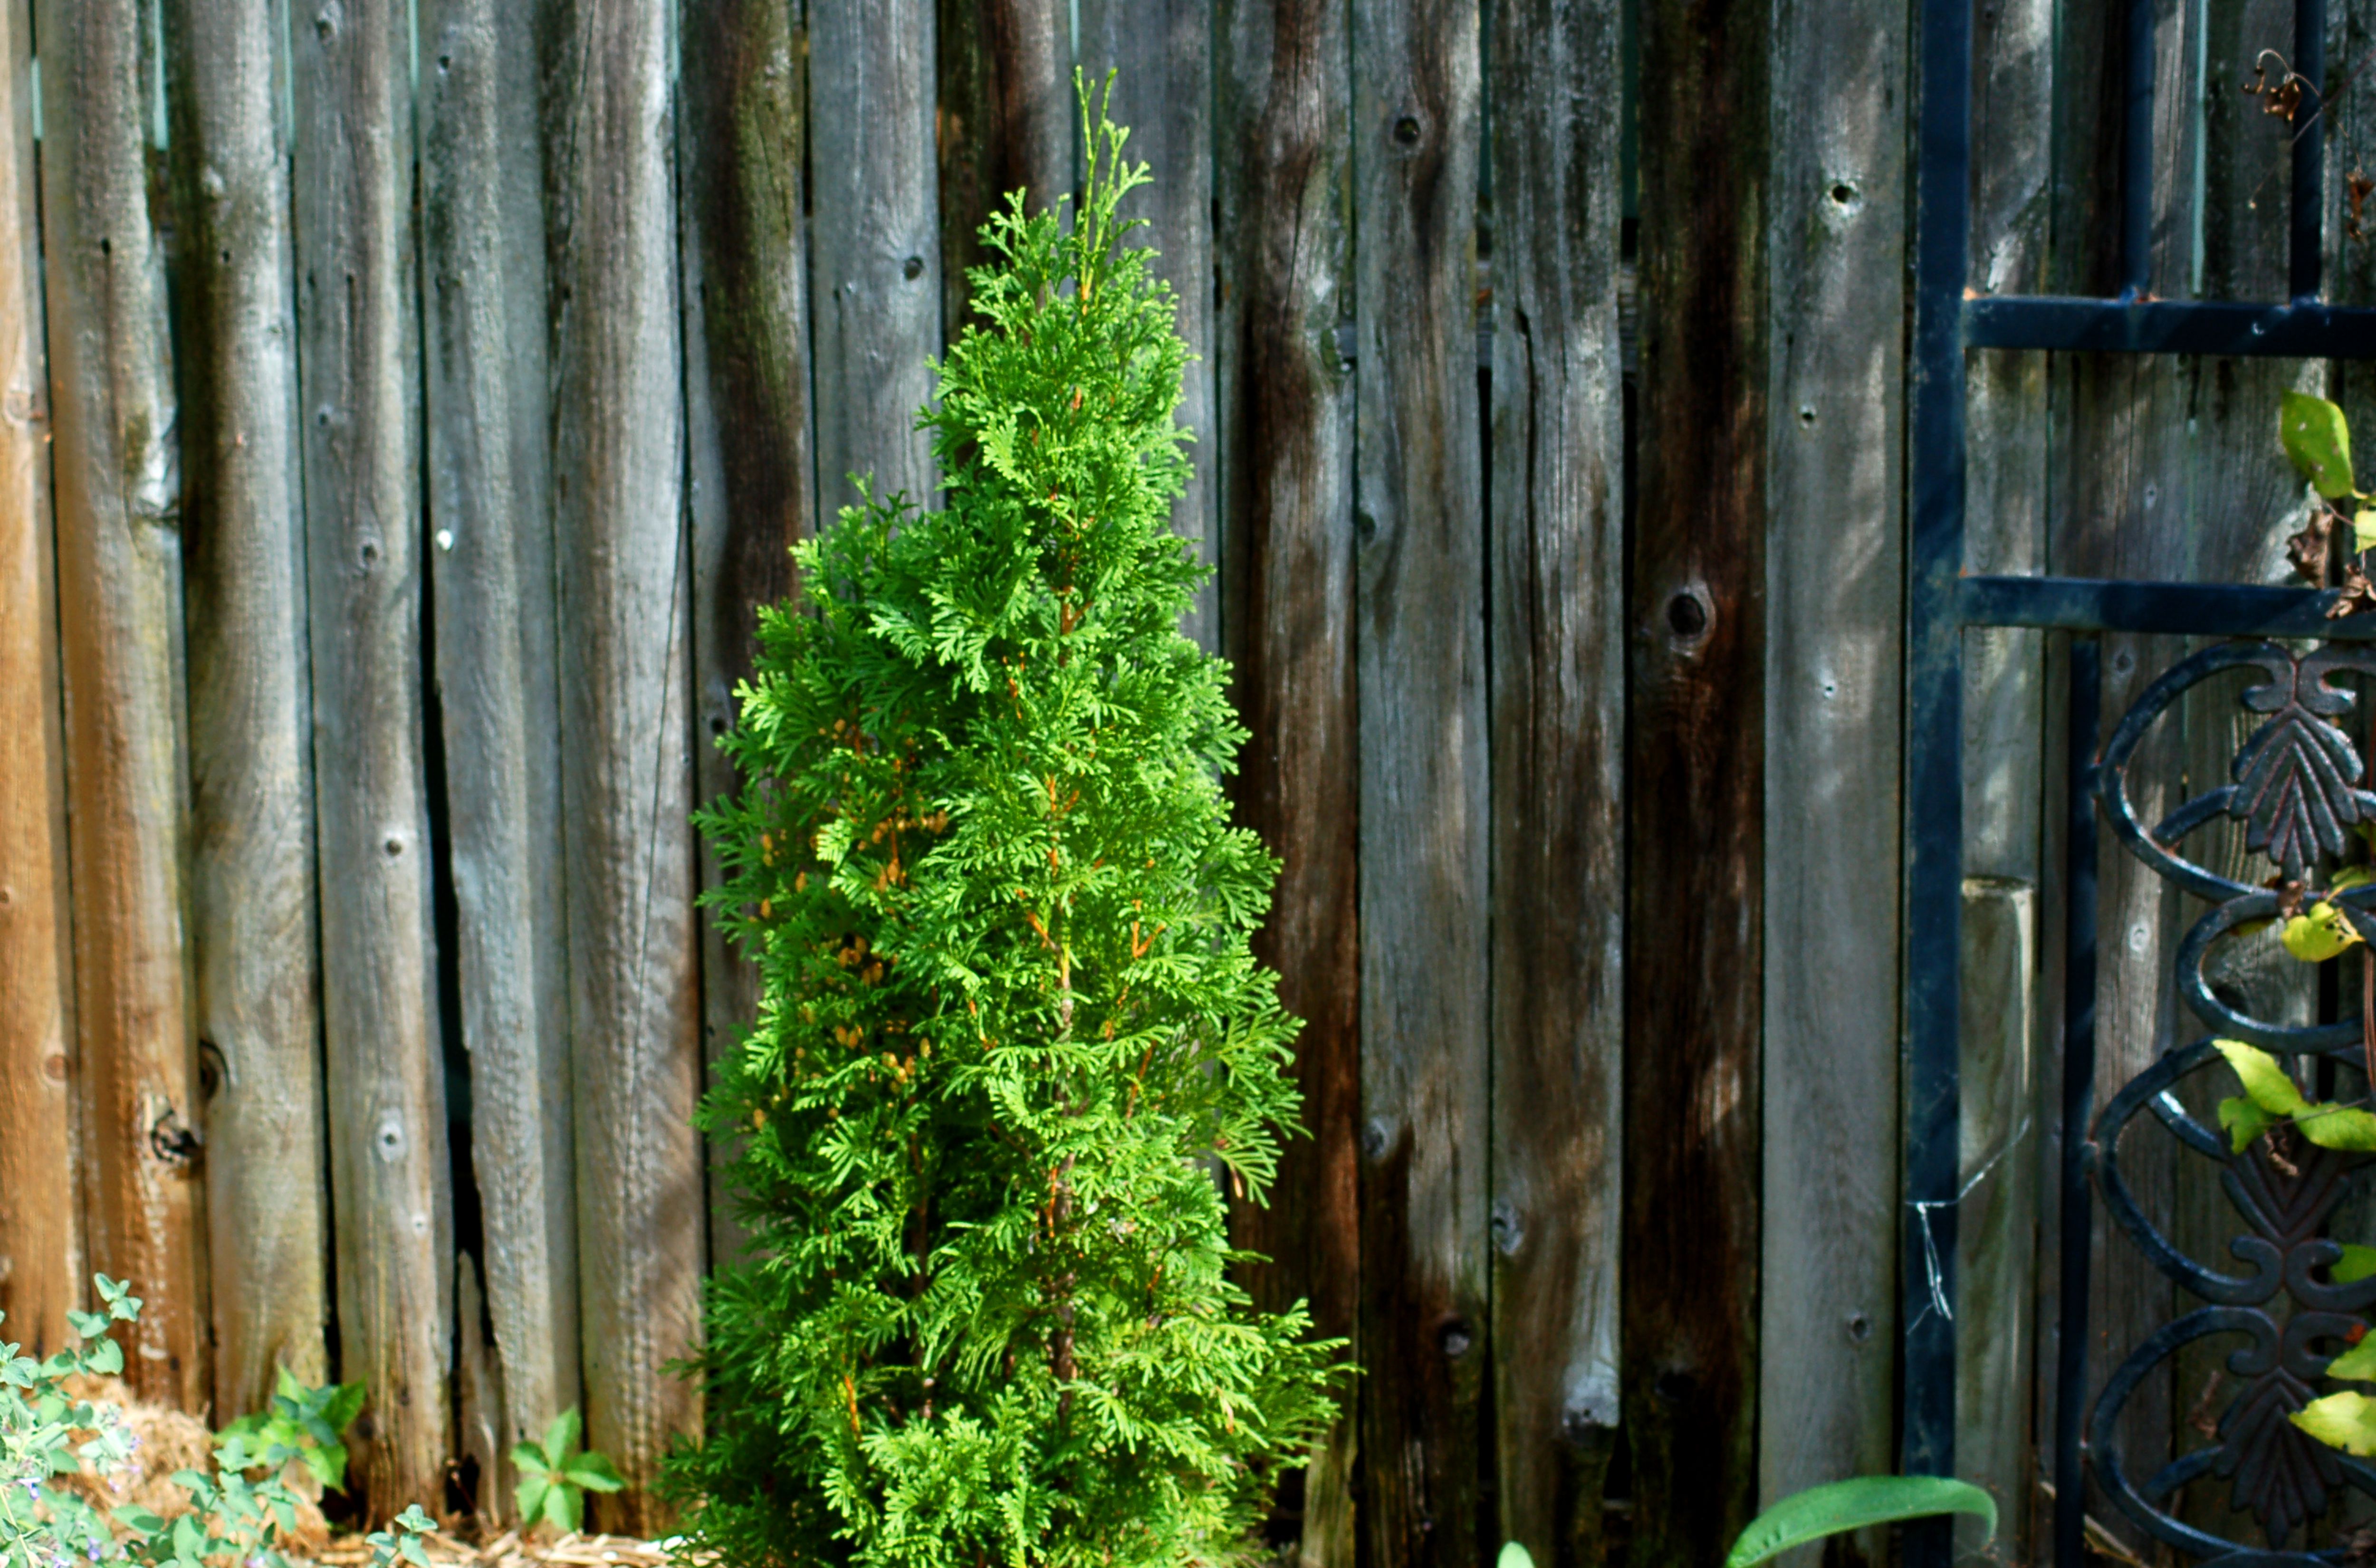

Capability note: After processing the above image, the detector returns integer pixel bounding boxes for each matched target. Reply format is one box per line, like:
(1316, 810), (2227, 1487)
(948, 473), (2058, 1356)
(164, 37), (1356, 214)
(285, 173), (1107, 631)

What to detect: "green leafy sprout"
(510, 1409), (621, 1534)
(217, 1366), (366, 1493)
(1, 1275), (437, 1568)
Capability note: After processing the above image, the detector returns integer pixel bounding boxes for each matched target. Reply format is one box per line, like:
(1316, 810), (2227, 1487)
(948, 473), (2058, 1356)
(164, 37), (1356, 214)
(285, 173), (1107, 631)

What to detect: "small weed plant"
(509, 1410), (621, 1533)
(668, 74), (1342, 1568)
(0, 1276), (434, 1568)
(216, 1367), (365, 1494)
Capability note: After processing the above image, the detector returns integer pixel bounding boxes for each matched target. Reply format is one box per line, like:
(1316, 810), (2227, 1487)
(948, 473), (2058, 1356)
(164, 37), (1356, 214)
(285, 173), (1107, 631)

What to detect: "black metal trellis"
(1906, 0), (2376, 1564)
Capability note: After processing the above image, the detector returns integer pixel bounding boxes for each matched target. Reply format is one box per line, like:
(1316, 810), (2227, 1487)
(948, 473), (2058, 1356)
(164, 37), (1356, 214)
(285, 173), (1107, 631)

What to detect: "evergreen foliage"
(667, 79), (1342, 1568)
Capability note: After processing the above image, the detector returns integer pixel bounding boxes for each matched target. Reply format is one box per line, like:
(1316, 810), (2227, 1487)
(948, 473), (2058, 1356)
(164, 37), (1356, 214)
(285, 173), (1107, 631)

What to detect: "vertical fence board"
(546, 0), (703, 1527)
(0, 0), (77, 1366)
(1214, 0), (1358, 1560)
(37, 0), (210, 1412)
(1625, 0), (1767, 1559)
(1962, 0), (2053, 1552)
(1484, 0), (1625, 1561)
(293, 0), (452, 1512)
(1077, 0), (1218, 650)
(1759, 0), (1906, 1551)
(2338, 0), (2376, 440)
(421, 0), (579, 1503)
(166, 0), (331, 1419)
(809, 0), (941, 514)
(679, 0), (817, 1266)
(2049, 0), (2201, 1540)
(1352, 7), (1486, 1566)
(936, 0), (1072, 337)
(1956, 880), (2040, 1566)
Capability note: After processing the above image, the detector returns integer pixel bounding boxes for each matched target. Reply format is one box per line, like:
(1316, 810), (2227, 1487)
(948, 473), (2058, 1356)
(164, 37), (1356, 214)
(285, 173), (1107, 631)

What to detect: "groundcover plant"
(664, 77), (1341, 1568)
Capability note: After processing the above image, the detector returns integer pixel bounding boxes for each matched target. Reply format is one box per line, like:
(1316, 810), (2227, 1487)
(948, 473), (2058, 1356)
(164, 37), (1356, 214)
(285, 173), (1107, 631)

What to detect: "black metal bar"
(1901, 0), (1969, 1560)
(2293, 0), (2328, 302)
(2123, 0), (2156, 295)
(2055, 635), (2102, 1568)
(1963, 295), (2376, 356)
(1958, 574), (2376, 638)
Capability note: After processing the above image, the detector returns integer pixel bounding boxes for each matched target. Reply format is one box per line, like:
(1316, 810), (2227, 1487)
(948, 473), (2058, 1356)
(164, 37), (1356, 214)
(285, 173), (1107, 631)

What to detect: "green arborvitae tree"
(667, 81), (1342, 1568)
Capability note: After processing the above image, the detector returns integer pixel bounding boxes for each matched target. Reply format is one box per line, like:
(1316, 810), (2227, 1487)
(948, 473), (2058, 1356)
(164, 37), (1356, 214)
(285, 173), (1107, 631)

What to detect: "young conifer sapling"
(670, 78), (1342, 1568)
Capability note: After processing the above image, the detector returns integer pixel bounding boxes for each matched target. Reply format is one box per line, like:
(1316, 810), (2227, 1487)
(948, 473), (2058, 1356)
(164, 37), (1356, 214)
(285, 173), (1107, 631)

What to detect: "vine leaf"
(2294, 1391), (2376, 1457)
(2283, 390), (2359, 500)
(2214, 1039), (2376, 1152)
(2280, 867), (2376, 962)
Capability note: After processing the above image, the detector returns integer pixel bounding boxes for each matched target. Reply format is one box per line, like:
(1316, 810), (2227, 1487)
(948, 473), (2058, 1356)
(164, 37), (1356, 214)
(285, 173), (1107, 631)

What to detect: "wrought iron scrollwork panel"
(2091, 641), (2376, 1558)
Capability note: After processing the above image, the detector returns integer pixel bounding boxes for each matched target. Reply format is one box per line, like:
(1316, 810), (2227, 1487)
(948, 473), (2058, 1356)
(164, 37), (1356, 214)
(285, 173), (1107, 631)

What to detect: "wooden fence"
(2, 0), (2368, 1562)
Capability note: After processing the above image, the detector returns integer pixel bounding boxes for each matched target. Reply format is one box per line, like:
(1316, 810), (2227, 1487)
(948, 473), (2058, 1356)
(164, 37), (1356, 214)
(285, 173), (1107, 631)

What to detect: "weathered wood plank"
(453, 1253), (507, 1523)
(292, 0), (453, 1514)
(1077, 0), (1218, 650)
(2338, 0), (2376, 437)
(679, 0), (817, 1270)
(0, 0), (79, 1367)
(1962, 0), (2054, 1550)
(1625, 0), (1767, 1559)
(1484, 1), (1624, 1561)
(1352, 6), (1486, 1566)
(421, 0), (579, 1505)
(1213, 0), (1358, 1560)
(809, 0), (941, 514)
(2047, 0), (2202, 1544)
(36, 0), (210, 1413)
(544, 0), (703, 1528)
(1956, 880), (2039, 1566)
(936, 0), (1072, 337)
(1759, 0), (1906, 1552)
(164, 0), (331, 1420)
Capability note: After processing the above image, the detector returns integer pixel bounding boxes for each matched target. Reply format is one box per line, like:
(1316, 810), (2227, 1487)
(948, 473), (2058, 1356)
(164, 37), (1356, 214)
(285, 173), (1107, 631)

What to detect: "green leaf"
(2336, 1245), (2376, 1283)
(541, 1407), (582, 1470)
(1725, 1477), (1996, 1568)
(83, 1339), (123, 1377)
(1497, 1546), (1536, 1568)
(2284, 391), (2360, 499)
(65, 1311), (108, 1342)
(309, 1439), (349, 1492)
(2331, 1340), (2376, 1381)
(2297, 1100), (2376, 1151)
(2355, 509), (2376, 553)
(2296, 1390), (2376, 1454)
(563, 1452), (624, 1493)
(2283, 904), (2363, 962)
(515, 1475), (551, 1527)
(321, 1380), (367, 1436)
(113, 1506), (166, 1536)
(2220, 1094), (2285, 1153)
(546, 1482), (584, 1536)
(273, 1365), (305, 1404)
(510, 1441), (552, 1480)
(399, 1538), (431, 1568)
(2216, 1040), (2309, 1116)
(2212, 1039), (2376, 1149)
